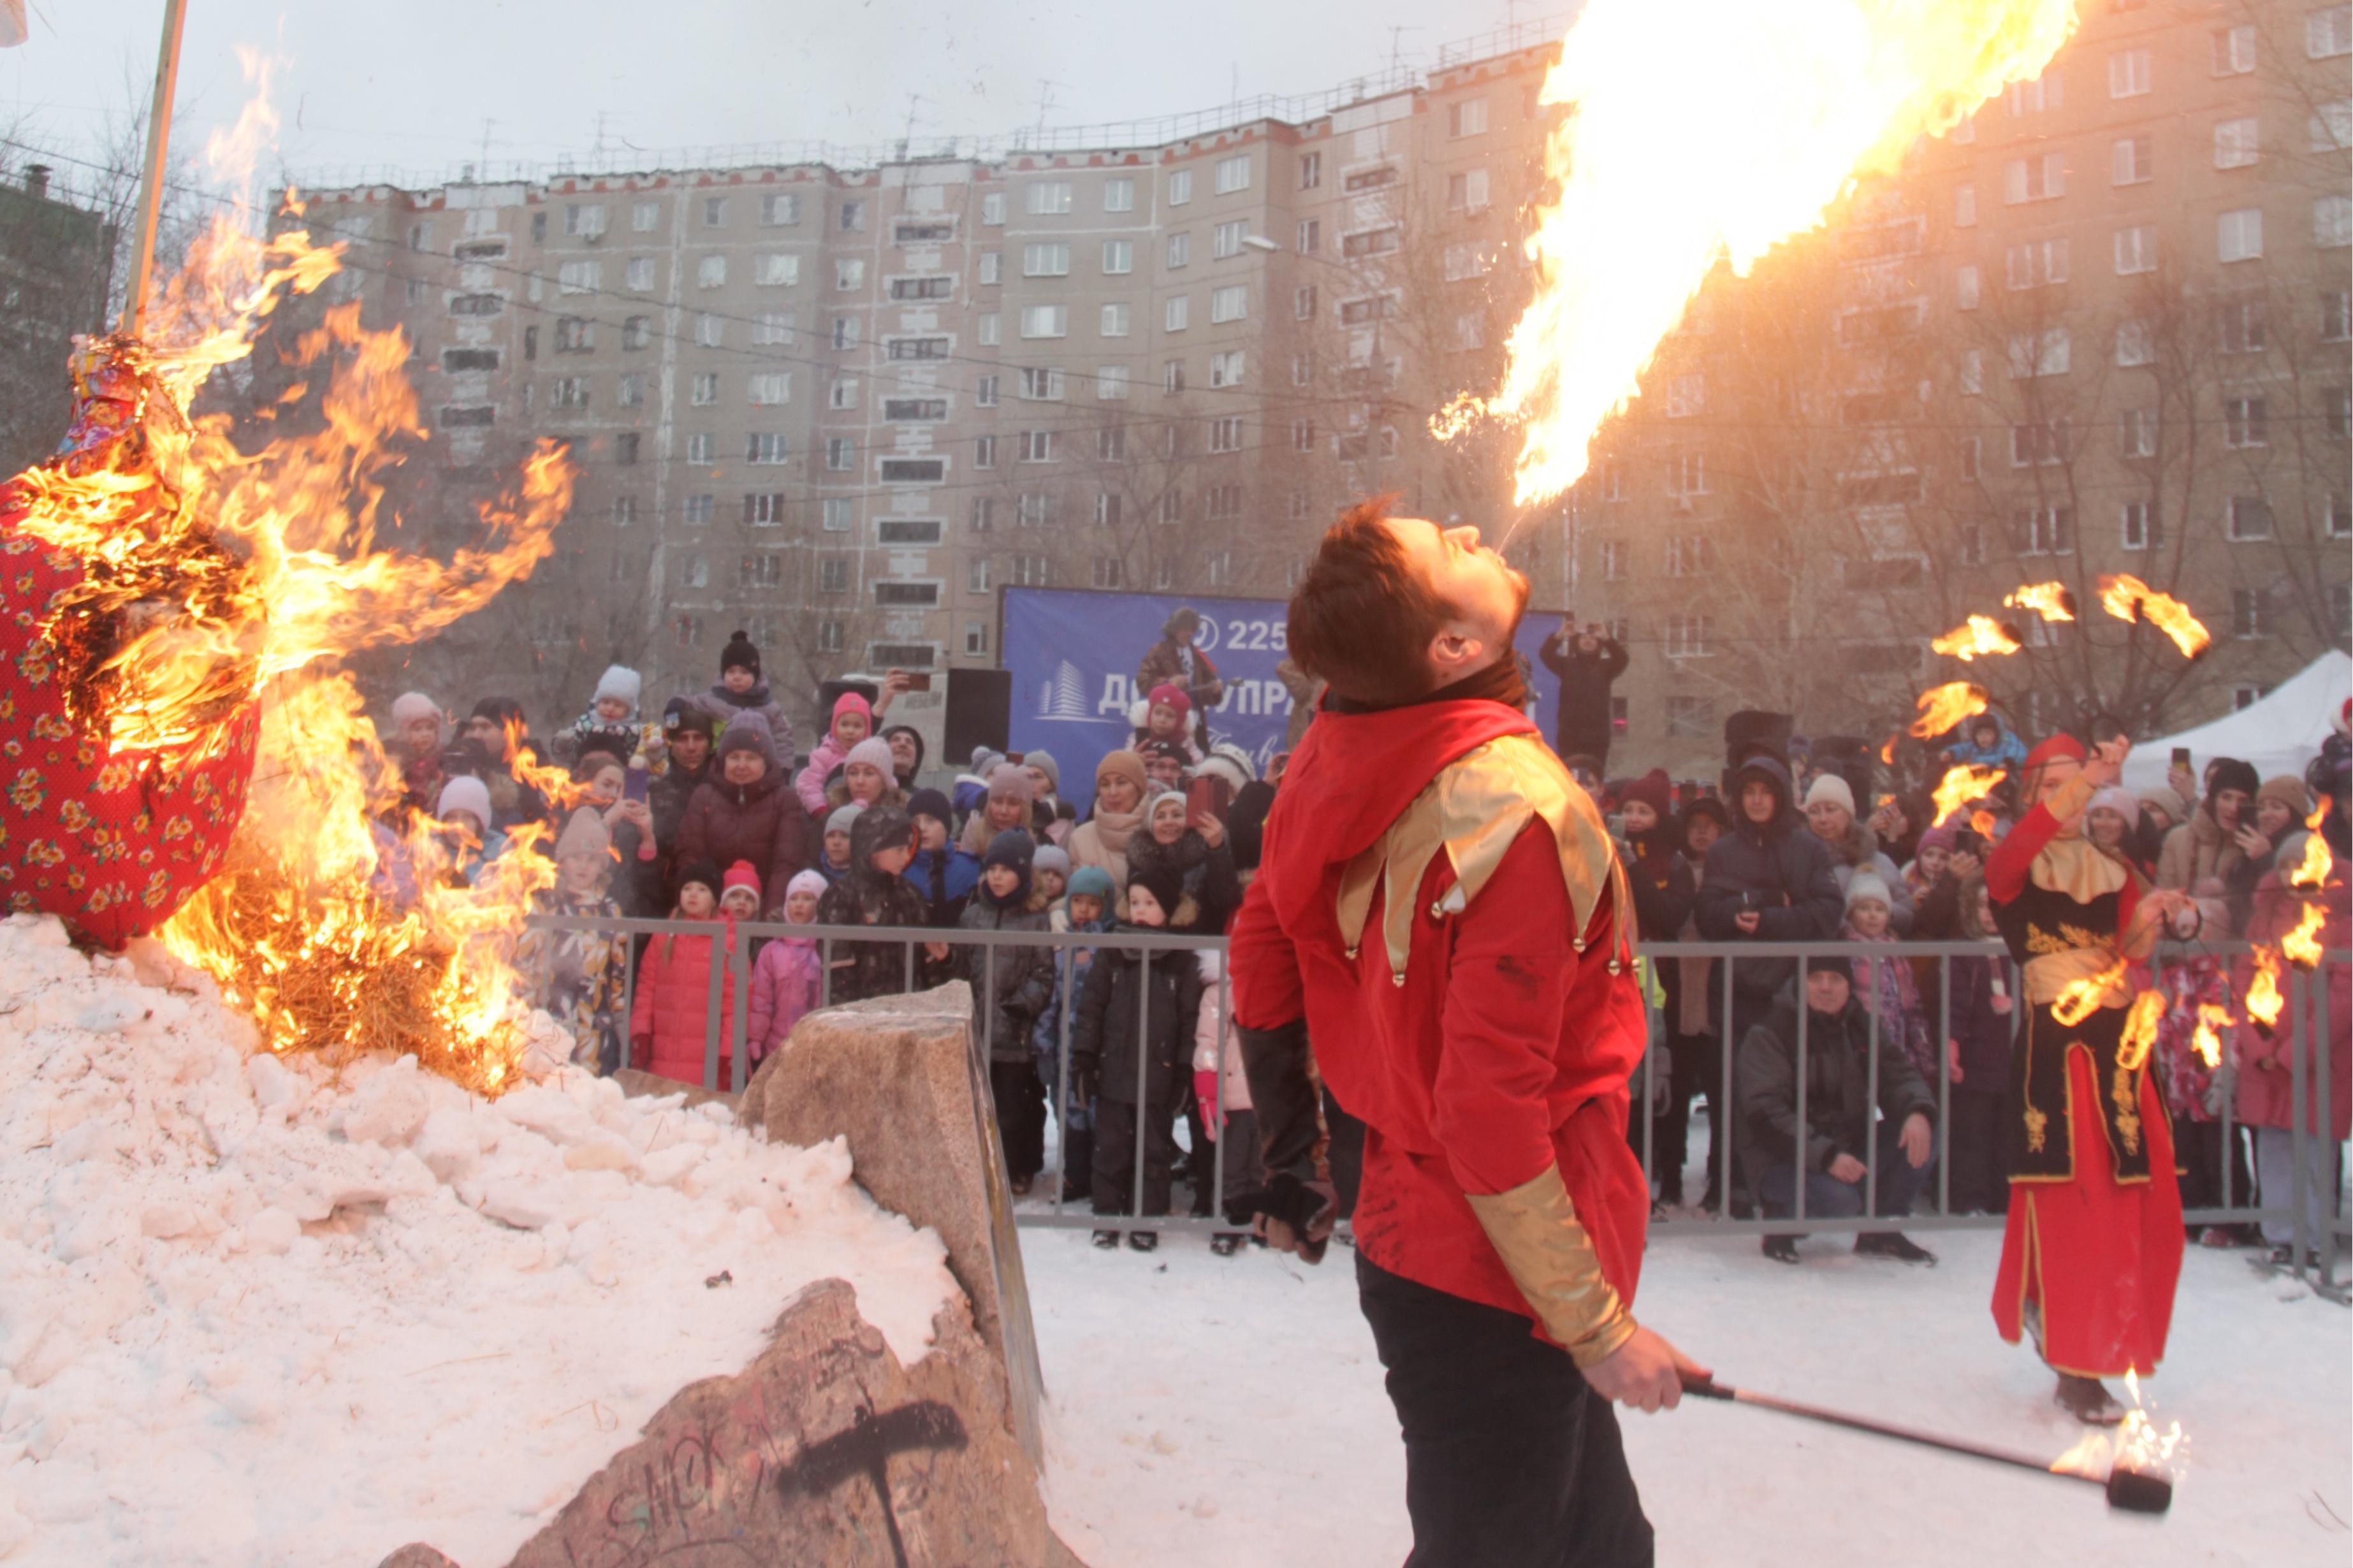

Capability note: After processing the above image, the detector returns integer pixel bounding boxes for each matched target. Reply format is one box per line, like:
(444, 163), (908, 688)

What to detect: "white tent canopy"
(2120, 650), (2352, 791)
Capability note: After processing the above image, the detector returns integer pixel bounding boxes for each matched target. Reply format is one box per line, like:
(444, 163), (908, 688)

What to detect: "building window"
(1093, 493), (1123, 528)
(2316, 99), (2353, 150)
(2224, 396), (2269, 447)
(748, 371), (790, 405)
(2115, 321), (2154, 367)
(1012, 555), (1049, 586)
(1025, 180), (1074, 217)
(747, 432), (789, 465)
(1600, 539), (1627, 581)
(2215, 117), (2262, 169)
(631, 200), (660, 233)
(883, 396), (949, 423)
(1664, 535), (1716, 577)
(1297, 218), (1321, 254)
(557, 260), (601, 294)
(2218, 300), (2268, 354)
(1095, 365), (1130, 400)
(2113, 224), (2157, 275)
(1956, 264), (1979, 309)
(1159, 490), (1183, 524)
(624, 258), (655, 292)
(1215, 154), (1251, 194)
(1294, 284), (1318, 321)
(1019, 430), (1055, 463)
(2120, 498), (2160, 551)
(1017, 367), (1065, 402)
(550, 376), (590, 409)
(822, 497), (854, 532)
(1165, 295), (1190, 332)
(752, 253), (799, 289)
(1102, 239), (1133, 275)
(2226, 494), (2273, 540)
(674, 614), (704, 649)
(682, 494), (714, 525)
(2212, 24), (2257, 73)
(838, 200), (865, 231)
(1954, 184), (1976, 227)
(2111, 134), (2153, 185)
(1023, 242), (1071, 277)
(2119, 408), (2157, 458)
(759, 192), (800, 227)
(1665, 695), (1712, 741)
(554, 316), (595, 352)
(1165, 231), (1191, 270)
(2311, 5), (2352, 57)
(2007, 328), (2071, 378)
(1212, 219), (1247, 259)
(887, 275), (952, 302)
(973, 434), (996, 468)
(1448, 98), (1489, 138)
(1958, 437), (1980, 479)
(1104, 176), (1135, 212)
(1205, 485), (1243, 519)
(2005, 237), (2069, 289)
(1209, 349), (1244, 388)
(2319, 194), (2353, 248)
(2232, 588), (2269, 639)
(1207, 415), (1245, 454)
(970, 498), (995, 533)
(615, 432), (640, 466)
(1210, 285), (1247, 324)
(829, 317), (859, 349)
(2218, 207), (2264, 261)
(611, 495), (637, 526)
(819, 558), (850, 595)
(981, 192), (1006, 226)
(1665, 449), (1708, 496)
(2011, 420), (2069, 465)
(1664, 613), (1712, 658)
(2014, 505), (2074, 555)
(686, 432), (715, 463)
(874, 581), (940, 607)
(2108, 47), (2152, 96)
(1019, 305), (1067, 339)
(1341, 226), (1403, 258)
(2006, 73), (2061, 115)
(2328, 386), (2352, 439)
(1299, 151), (1322, 189)
(1168, 169), (1193, 205)
(977, 314), (1001, 347)
(826, 437), (856, 471)
(2326, 494), (2353, 536)
(979, 251), (1002, 286)
(975, 375), (998, 406)
(1017, 493), (1051, 527)
(688, 373), (717, 406)
(743, 495), (787, 529)
(2002, 151), (2065, 203)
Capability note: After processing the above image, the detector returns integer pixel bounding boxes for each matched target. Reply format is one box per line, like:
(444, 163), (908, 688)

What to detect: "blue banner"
(1002, 586), (1566, 795)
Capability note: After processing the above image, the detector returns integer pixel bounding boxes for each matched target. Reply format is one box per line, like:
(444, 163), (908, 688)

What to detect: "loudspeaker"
(1812, 734), (1877, 812)
(942, 668), (1012, 767)
(818, 677), (880, 718)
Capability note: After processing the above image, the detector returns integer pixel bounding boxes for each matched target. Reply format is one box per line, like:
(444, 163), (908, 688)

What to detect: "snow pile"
(0, 914), (958, 1567)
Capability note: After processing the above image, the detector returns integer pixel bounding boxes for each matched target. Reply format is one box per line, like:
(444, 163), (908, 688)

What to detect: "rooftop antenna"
(1386, 24), (1424, 73)
(477, 117), (498, 180)
(1031, 78), (1061, 146)
(896, 92), (931, 161)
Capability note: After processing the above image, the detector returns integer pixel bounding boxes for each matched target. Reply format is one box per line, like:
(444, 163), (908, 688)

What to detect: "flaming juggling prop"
(2004, 582), (2076, 623)
(1932, 764), (2007, 827)
(2098, 574), (2213, 660)
(1439, 0), (2080, 503)
(1932, 615), (2023, 663)
(0, 145), (574, 1089)
(1910, 681), (1988, 739)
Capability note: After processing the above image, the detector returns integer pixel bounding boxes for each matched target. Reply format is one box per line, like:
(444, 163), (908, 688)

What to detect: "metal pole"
(1133, 946), (1151, 1220)
(702, 927), (722, 1093)
(122, 0), (190, 337)
(1212, 954), (1229, 1226)
(730, 922), (749, 1093)
(1721, 954), (1736, 1216)
(1056, 940), (1077, 1216)
(2291, 960), (2309, 1279)
(1937, 953), (1953, 1216)
(1794, 955), (1809, 1226)
(1864, 954), (1880, 1221)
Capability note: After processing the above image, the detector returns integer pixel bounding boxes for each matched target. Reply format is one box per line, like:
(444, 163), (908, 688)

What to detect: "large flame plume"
(2098, 574), (2212, 659)
(1445, 0), (2080, 503)
(2003, 582), (2076, 623)
(1932, 763), (2007, 825)
(5, 61), (576, 1091)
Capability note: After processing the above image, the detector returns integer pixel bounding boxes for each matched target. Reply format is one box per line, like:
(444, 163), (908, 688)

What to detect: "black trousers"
(989, 1058), (1046, 1180)
(1948, 1086), (2009, 1215)
(1092, 1096), (1178, 1216)
(1357, 1253), (1652, 1568)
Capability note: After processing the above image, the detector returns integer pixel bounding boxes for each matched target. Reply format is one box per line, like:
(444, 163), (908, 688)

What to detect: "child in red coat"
(629, 859), (739, 1087)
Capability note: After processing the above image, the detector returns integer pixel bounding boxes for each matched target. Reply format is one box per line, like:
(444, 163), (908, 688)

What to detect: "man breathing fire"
(1233, 500), (1705, 1567)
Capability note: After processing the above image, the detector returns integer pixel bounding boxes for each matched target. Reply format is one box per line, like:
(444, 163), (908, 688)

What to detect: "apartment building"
(292, 1), (2344, 769)
(0, 163), (116, 476)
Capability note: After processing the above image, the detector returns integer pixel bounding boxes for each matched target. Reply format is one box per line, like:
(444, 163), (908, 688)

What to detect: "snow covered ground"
(1030, 1224), (2352, 1567)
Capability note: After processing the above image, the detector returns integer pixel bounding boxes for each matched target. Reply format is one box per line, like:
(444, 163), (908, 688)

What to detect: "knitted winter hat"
(850, 802), (915, 870)
(2088, 786), (2141, 829)
(1147, 789), (1190, 825)
(825, 804), (865, 838)
(1126, 861), (1186, 920)
(674, 860), (722, 900)
(1066, 866), (1117, 905)
(2257, 775), (2311, 816)
(435, 776), (493, 826)
(719, 628), (761, 679)
(1137, 737), (1192, 773)
(2208, 757), (2261, 805)
(717, 711), (778, 766)
(1680, 795), (1731, 836)
(1022, 749), (1061, 793)
(1844, 871), (1892, 912)
(1032, 845), (1072, 878)
(1915, 824), (1959, 857)
(784, 869), (829, 905)
(844, 737), (897, 778)
(391, 691), (443, 737)
(1803, 774), (1855, 816)
(2136, 784), (2187, 822)
(907, 788), (954, 827)
(1094, 750), (1149, 800)
(1621, 768), (1674, 820)
(983, 829), (1036, 876)
(1807, 955), (1858, 988)
(592, 665), (642, 714)
(831, 690), (873, 733)
(662, 695), (716, 737)
(968, 746), (1007, 780)
(555, 806), (610, 862)
(985, 763), (1035, 803)
(720, 860), (762, 902)
(1194, 748), (1252, 795)
(1147, 682), (1192, 719)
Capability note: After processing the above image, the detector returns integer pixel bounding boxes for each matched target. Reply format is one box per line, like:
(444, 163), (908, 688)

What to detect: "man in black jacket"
(1694, 757), (1843, 1046)
(1736, 959), (1938, 1265)
(1539, 623), (1629, 768)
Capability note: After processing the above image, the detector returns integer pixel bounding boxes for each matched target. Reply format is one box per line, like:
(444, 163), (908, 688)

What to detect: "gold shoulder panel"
(1335, 734), (1633, 984)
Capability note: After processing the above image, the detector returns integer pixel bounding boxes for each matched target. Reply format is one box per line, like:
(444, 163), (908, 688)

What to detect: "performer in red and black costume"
(1985, 733), (2192, 1424)
(1232, 501), (1705, 1567)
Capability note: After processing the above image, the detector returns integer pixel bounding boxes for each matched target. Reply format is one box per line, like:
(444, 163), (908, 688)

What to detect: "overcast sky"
(6, 0), (1559, 185)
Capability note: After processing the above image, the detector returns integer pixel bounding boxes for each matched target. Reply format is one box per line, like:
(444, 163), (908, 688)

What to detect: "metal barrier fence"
(522, 913), (2349, 1298)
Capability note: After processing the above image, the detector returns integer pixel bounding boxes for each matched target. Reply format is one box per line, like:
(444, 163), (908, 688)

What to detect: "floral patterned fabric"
(0, 490), (258, 948)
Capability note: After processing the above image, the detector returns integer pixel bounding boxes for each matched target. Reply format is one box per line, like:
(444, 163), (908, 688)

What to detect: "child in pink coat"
(795, 692), (874, 814)
(750, 869), (828, 1060)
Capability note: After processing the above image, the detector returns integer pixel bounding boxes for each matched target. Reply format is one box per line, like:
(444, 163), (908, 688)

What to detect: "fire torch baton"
(1679, 1374), (2174, 1516)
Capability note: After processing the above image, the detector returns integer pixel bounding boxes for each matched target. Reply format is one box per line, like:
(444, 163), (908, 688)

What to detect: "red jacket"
(630, 921), (738, 1085)
(1231, 696), (1649, 1328)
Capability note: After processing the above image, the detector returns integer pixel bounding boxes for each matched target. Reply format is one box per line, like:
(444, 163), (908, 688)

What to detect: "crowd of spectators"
(384, 625), (2351, 1269)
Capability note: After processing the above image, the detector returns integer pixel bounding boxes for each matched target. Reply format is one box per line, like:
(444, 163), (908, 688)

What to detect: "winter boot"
(1210, 1232), (1244, 1257)
(1854, 1231), (1938, 1265)
(2054, 1374), (2127, 1425)
(1761, 1235), (1800, 1265)
(1127, 1230), (1159, 1253)
(1091, 1228), (1121, 1249)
